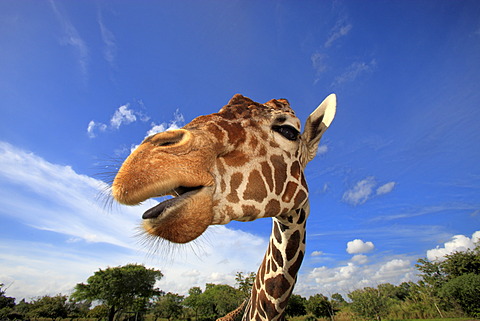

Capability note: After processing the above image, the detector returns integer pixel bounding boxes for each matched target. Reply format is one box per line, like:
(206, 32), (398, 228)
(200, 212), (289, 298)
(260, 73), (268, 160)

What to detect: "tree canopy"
(2, 246), (480, 321)
(71, 263), (163, 321)
(415, 244), (480, 318)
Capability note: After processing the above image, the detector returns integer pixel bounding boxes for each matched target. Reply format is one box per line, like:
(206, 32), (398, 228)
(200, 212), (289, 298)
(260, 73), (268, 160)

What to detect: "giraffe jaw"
(141, 185), (214, 244)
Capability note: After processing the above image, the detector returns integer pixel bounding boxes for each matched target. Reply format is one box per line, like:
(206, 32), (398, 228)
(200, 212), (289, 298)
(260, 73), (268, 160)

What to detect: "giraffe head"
(112, 94), (336, 244)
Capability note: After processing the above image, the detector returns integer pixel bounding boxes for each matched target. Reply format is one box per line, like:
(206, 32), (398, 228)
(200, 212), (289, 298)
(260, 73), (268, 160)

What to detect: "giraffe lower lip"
(142, 187), (202, 220)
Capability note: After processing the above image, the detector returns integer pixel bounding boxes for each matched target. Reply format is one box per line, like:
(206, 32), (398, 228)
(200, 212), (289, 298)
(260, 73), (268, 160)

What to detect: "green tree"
(442, 246), (480, 279)
(0, 284), (16, 320)
(416, 244), (480, 287)
(66, 298), (91, 318)
(151, 292), (184, 321)
(416, 258), (446, 289)
(197, 284), (242, 320)
(183, 287), (203, 321)
(331, 293), (346, 305)
(235, 272), (256, 298)
(285, 294), (307, 317)
(71, 264), (163, 321)
(394, 282), (414, 301)
(28, 294), (69, 320)
(440, 273), (480, 318)
(348, 287), (391, 321)
(415, 243), (480, 317)
(13, 299), (31, 320)
(377, 282), (414, 302)
(88, 304), (110, 320)
(306, 294), (337, 321)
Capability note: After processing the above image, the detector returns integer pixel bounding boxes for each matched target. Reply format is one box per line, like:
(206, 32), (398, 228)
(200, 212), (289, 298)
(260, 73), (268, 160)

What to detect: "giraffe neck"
(243, 205), (309, 321)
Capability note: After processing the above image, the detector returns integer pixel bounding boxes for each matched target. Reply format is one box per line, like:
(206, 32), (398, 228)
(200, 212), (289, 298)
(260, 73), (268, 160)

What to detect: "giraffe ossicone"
(112, 93), (336, 320)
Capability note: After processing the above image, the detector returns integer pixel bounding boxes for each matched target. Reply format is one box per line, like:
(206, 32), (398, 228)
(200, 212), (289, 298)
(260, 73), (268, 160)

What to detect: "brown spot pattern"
(286, 230), (300, 261)
(265, 274), (291, 299)
(301, 173), (308, 192)
(294, 190), (307, 208)
(265, 199), (280, 217)
(290, 161), (301, 180)
(288, 251), (304, 277)
(271, 155), (287, 195)
(227, 172), (243, 202)
(273, 222), (282, 244)
(261, 161), (274, 192)
(296, 208), (306, 225)
(216, 160), (226, 176)
(258, 291), (270, 319)
(244, 170), (267, 202)
(242, 204), (261, 218)
(271, 241), (283, 268)
(206, 123), (225, 145)
(217, 120), (246, 146)
(249, 134), (258, 150)
(260, 290), (278, 320)
(223, 150), (249, 167)
(282, 181), (298, 203)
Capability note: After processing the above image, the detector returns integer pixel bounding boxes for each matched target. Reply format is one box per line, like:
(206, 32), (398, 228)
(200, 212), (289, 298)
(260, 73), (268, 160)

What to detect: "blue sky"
(1, 0), (479, 300)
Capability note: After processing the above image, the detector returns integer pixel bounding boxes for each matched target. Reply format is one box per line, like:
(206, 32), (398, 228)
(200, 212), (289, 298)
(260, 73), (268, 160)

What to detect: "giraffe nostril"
(157, 140), (178, 147)
(147, 130), (188, 147)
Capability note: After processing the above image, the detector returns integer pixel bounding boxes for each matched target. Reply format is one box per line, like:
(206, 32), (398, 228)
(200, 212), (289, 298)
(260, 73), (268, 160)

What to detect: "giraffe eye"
(272, 125), (299, 141)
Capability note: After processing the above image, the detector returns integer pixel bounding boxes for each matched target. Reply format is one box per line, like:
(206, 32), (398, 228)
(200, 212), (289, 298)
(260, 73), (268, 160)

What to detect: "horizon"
(1, 1), (480, 301)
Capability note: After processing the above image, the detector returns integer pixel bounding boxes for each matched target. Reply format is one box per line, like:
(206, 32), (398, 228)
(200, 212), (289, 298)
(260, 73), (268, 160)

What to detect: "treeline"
(1, 245), (479, 321)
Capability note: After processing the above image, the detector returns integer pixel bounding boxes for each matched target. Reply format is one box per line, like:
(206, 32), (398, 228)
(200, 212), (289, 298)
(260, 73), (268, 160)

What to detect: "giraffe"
(112, 93), (336, 321)
(217, 299), (248, 321)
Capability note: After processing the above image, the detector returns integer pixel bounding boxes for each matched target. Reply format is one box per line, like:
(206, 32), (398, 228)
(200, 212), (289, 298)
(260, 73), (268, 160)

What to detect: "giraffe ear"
(302, 93), (336, 163)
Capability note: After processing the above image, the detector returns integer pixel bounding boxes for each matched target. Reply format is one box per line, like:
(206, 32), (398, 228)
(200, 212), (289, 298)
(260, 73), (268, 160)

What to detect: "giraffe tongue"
(142, 187), (202, 220)
(142, 197), (177, 219)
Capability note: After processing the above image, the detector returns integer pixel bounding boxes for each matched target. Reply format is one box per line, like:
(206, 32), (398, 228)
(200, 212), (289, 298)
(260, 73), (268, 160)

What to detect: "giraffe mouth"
(140, 184), (214, 244)
(142, 186), (204, 220)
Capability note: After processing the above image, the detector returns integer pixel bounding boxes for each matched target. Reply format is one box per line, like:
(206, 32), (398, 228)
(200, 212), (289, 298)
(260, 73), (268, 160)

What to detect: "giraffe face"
(112, 94), (336, 243)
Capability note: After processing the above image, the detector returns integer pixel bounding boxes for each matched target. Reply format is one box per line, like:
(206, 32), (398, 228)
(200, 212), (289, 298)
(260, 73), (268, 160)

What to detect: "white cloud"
(426, 231), (480, 261)
(98, 12), (117, 66)
(316, 144), (329, 156)
(346, 239), (374, 254)
(146, 109), (184, 137)
(87, 102), (154, 138)
(87, 104), (183, 141)
(311, 251), (324, 257)
(309, 263), (358, 286)
(131, 110), (186, 153)
(376, 182), (396, 195)
(343, 177), (396, 206)
(298, 257), (416, 297)
(49, 0), (89, 77)
(325, 20), (352, 48)
(311, 52), (328, 74)
(351, 254), (368, 264)
(0, 141), (138, 249)
(343, 177), (376, 206)
(373, 259), (411, 282)
(110, 104), (137, 129)
(86, 120), (107, 138)
(332, 59), (377, 87)
(0, 141), (266, 300)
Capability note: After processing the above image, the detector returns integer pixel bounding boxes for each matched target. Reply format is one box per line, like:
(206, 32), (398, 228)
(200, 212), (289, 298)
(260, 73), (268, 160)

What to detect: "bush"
(440, 273), (480, 318)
